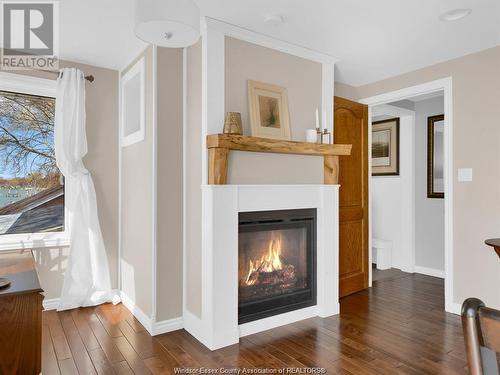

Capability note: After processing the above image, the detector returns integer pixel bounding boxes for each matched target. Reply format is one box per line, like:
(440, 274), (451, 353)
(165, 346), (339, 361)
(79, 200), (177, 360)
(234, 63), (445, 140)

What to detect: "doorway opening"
(360, 78), (455, 313)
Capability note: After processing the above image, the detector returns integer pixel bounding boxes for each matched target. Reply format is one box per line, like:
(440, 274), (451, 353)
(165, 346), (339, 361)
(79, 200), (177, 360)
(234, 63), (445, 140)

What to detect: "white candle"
(322, 111), (327, 130)
(315, 108), (319, 129)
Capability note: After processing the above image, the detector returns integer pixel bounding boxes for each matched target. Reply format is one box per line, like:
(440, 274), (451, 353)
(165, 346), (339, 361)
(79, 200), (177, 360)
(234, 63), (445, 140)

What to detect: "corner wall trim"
(447, 302), (462, 316)
(43, 297), (60, 311)
(120, 291), (153, 333)
(152, 317), (183, 336)
(414, 266), (445, 279)
(120, 291), (183, 336)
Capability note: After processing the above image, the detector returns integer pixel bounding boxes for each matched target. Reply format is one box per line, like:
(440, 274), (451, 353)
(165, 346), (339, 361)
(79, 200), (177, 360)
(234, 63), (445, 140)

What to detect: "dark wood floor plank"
(94, 305), (124, 338)
(165, 330), (226, 368)
(42, 271), (469, 375)
(117, 318), (163, 359)
(46, 309), (73, 361)
(157, 332), (202, 368)
(59, 310), (98, 375)
(144, 356), (172, 375)
(112, 361), (135, 375)
(112, 335), (152, 375)
(86, 310), (126, 364)
(42, 322), (61, 375)
(71, 308), (101, 352)
(88, 348), (117, 375)
(59, 357), (80, 375)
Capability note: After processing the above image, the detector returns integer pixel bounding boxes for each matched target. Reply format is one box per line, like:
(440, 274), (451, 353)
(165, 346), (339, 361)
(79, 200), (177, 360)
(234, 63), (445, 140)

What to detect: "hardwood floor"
(42, 273), (469, 375)
(371, 265), (411, 282)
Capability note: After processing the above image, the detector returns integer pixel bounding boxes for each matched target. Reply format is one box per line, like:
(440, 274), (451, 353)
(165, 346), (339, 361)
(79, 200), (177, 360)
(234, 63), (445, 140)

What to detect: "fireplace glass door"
(238, 209), (316, 324)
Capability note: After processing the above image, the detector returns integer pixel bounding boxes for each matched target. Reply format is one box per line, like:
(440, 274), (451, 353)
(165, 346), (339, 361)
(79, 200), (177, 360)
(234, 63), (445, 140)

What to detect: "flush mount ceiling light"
(439, 8), (472, 22)
(264, 14), (285, 26)
(135, 0), (200, 48)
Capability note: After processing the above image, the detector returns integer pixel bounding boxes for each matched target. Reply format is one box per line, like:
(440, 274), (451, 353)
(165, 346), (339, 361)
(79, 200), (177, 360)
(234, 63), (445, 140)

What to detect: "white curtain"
(55, 68), (119, 310)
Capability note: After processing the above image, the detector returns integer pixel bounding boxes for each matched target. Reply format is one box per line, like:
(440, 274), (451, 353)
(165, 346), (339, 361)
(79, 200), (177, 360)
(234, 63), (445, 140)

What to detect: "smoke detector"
(440, 8), (472, 22)
(264, 14), (285, 26)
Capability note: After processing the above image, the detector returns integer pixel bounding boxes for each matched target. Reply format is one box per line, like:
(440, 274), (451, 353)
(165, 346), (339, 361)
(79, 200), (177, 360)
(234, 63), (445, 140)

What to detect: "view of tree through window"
(0, 91), (64, 235)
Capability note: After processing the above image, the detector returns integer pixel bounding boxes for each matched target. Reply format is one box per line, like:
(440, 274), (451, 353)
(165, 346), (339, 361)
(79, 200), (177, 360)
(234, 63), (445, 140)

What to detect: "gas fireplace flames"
(242, 233), (296, 288)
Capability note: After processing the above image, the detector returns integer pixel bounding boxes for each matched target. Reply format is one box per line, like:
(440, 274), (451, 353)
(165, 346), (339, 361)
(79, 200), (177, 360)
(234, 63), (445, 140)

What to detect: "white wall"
(371, 105), (415, 272)
(414, 96), (445, 272)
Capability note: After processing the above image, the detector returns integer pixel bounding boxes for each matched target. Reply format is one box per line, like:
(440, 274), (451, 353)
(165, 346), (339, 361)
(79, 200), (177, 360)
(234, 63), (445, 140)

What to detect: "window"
(120, 56), (145, 147)
(0, 72), (67, 250)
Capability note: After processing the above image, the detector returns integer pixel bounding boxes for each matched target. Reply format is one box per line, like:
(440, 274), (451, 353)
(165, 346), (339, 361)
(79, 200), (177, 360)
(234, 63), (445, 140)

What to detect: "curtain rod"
(40, 69), (95, 83)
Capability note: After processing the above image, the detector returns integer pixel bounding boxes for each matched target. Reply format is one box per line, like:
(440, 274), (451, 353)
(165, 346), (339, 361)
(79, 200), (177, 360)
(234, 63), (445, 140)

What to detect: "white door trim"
(360, 77), (455, 314)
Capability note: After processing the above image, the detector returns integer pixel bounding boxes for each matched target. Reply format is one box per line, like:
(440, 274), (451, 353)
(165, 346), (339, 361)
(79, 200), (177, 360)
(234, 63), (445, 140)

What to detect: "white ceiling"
(59, 0), (500, 86)
(407, 91), (444, 102)
(59, 0), (146, 72)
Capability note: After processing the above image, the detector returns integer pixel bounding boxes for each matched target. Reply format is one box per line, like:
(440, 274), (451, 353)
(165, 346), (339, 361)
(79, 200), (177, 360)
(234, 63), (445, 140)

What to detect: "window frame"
(0, 71), (69, 251)
(120, 56), (145, 148)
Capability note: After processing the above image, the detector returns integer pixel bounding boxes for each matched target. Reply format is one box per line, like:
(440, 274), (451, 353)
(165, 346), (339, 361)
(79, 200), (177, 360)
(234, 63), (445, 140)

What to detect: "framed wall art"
(372, 118), (399, 176)
(247, 80), (291, 140)
(427, 114), (444, 198)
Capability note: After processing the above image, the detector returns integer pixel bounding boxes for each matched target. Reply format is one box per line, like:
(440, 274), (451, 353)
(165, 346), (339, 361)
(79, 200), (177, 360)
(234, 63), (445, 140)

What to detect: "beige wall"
(156, 47), (183, 321)
(225, 37), (323, 184)
(185, 40), (203, 318)
(334, 81), (358, 102)
(120, 47), (154, 316)
(337, 46), (500, 308)
(0, 60), (119, 300)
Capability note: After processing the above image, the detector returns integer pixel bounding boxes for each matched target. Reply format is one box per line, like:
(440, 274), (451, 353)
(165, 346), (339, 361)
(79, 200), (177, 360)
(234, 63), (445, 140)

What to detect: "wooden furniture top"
(207, 134), (352, 157)
(484, 239), (500, 258)
(0, 250), (42, 297)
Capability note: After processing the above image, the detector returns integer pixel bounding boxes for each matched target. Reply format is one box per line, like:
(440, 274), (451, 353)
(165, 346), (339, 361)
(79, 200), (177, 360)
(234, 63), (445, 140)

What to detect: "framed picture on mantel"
(372, 118), (400, 176)
(248, 80), (291, 140)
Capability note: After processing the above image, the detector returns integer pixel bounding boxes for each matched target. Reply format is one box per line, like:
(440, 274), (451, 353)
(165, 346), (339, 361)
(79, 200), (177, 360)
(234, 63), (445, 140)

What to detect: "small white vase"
(306, 129), (317, 143)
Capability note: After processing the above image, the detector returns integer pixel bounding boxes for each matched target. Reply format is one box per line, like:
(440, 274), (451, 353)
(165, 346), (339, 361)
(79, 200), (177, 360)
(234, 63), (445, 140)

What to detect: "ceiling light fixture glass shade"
(134, 0), (200, 48)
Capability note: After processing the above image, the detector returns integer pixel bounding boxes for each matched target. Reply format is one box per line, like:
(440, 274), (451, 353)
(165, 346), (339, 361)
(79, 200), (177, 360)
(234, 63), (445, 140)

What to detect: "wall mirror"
(427, 114), (444, 198)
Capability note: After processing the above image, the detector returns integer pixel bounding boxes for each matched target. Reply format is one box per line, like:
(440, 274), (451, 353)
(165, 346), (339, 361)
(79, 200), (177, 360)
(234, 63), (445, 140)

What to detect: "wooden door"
(334, 96), (369, 297)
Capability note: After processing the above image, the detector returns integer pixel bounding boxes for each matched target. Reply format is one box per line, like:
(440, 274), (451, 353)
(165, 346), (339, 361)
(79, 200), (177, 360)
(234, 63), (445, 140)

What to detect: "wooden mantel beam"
(206, 134), (352, 185)
(207, 134), (351, 156)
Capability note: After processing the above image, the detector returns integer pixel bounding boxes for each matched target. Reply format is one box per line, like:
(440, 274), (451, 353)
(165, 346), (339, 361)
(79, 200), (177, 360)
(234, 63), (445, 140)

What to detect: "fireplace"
(238, 208), (317, 324)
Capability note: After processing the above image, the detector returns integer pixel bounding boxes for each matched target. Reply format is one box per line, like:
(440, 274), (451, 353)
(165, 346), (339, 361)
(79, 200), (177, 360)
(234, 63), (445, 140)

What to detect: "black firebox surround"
(238, 208), (317, 324)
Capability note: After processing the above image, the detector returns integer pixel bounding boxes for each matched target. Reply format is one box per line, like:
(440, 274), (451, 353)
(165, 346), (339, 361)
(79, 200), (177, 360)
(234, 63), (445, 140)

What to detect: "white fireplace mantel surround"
(183, 184), (340, 350)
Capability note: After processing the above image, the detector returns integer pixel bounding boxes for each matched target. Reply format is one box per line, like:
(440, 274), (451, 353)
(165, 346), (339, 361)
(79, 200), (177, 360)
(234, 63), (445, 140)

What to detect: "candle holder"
(316, 127), (323, 144)
(321, 128), (332, 144)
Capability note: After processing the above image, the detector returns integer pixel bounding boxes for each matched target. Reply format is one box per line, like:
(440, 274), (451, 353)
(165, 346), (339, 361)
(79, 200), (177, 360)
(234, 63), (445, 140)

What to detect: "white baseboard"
(120, 291), (183, 335)
(152, 317), (183, 335)
(183, 309), (206, 344)
(120, 291), (153, 332)
(43, 289), (121, 311)
(43, 297), (60, 310)
(414, 266), (445, 278)
(446, 301), (462, 315)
